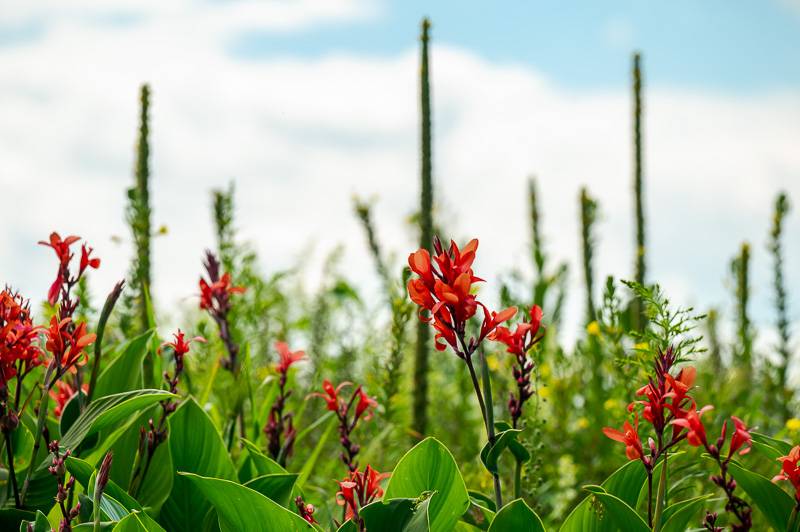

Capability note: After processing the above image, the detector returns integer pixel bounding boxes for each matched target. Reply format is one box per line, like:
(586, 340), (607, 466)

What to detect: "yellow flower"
(586, 321), (601, 337)
(604, 398), (619, 411)
(487, 355), (500, 372)
(786, 418), (800, 432)
(634, 342), (649, 352)
(576, 417), (589, 429)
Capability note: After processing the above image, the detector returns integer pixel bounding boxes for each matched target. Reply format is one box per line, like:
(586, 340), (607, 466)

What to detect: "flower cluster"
(407, 237), (515, 353)
(39, 232), (99, 311)
(336, 465), (389, 530)
(489, 304), (544, 428)
(264, 341), (306, 464)
(0, 289), (42, 388)
(50, 380), (88, 419)
(603, 347), (753, 529)
(45, 317), (96, 377)
(313, 379), (377, 471)
(774, 445), (800, 502)
(198, 251), (245, 371)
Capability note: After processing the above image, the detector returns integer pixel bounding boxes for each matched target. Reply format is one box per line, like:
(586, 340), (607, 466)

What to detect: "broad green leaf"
(66, 456), (143, 512)
(751, 432), (793, 455)
(336, 520), (358, 532)
(461, 497), (495, 531)
(112, 511), (166, 532)
(582, 486), (648, 532)
(385, 438), (470, 532)
(728, 461), (794, 530)
(160, 398), (237, 532)
(660, 494), (713, 532)
(360, 495), (433, 532)
(19, 510), (49, 532)
(59, 389), (174, 451)
(94, 331), (155, 398)
(243, 473), (298, 508)
(494, 422), (530, 463)
(560, 459), (646, 531)
(487, 499), (545, 532)
(180, 473), (315, 531)
(136, 438), (174, 512)
(479, 429), (523, 474)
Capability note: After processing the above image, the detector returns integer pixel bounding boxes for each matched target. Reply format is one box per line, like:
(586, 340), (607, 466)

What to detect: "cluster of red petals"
(45, 317), (96, 372)
(0, 289), (42, 385)
(39, 233), (99, 306)
(603, 414), (645, 461)
(199, 272), (245, 312)
(407, 238), (515, 352)
(671, 404), (713, 447)
(274, 341), (306, 374)
(336, 465), (390, 521)
(314, 379), (377, 420)
(161, 330), (205, 359)
(49, 380), (88, 419)
(488, 304), (544, 355)
(774, 445), (800, 501)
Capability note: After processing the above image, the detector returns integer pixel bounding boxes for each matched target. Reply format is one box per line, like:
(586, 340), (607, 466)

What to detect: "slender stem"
(653, 451), (668, 532)
(514, 458), (522, 500)
(20, 362), (55, 505)
(646, 468), (653, 527)
(478, 348), (503, 508)
(4, 429), (20, 507)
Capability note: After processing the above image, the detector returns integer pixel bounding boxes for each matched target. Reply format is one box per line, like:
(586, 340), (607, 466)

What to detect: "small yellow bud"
(586, 321), (601, 337)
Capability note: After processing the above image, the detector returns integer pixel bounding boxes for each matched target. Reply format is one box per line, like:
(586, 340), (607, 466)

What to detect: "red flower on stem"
(39, 233), (98, 307)
(45, 317), (96, 376)
(671, 404), (714, 448)
(49, 380), (88, 419)
(336, 465), (390, 527)
(0, 289), (42, 388)
(603, 415), (646, 462)
(312, 379), (377, 471)
(264, 341), (306, 465)
(774, 446), (800, 501)
(198, 251), (245, 372)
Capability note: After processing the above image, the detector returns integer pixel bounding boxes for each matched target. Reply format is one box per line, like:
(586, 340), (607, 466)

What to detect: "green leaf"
(243, 473), (299, 508)
(19, 510), (50, 532)
(494, 422), (530, 463)
(479, 429), (523, 474)
(160, 398), (237, 532)
(66, 457), (143, 512)
(385, 438), (470, 532)
(93, 331), (155, 398)
(180, 473), (315, 531)
(460, 497), (495, 531)
(660, 494), (713, 532)
(487, 499), (545, 532)
(728, 461), (794, 530)
(60, 389), (174, 451)
(360, 494), (433, 532)
(296, 415), (337, 489)
(112, 511), (167, 532)
(582, 486), (649, 532)
(750, 432), (793, 462)
(336, 520), (358, 532)
(560, 459), (646, 532)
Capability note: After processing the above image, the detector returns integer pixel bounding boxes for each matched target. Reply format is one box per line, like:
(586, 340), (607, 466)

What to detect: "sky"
(1, 0), (800, 355)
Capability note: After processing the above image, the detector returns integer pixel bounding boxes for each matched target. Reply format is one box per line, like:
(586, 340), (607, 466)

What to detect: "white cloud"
(1, 3), (799, 355)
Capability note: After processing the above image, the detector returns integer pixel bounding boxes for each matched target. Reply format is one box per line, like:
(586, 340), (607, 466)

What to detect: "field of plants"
(2, 17), (800, 532)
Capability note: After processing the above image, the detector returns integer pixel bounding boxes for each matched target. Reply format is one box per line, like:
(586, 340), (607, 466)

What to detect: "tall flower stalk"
(407, 236), (516, 508)
(264, 341), (306, 466)
(313, 380), (377, 472)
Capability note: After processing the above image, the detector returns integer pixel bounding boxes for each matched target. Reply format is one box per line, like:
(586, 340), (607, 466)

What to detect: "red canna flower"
(274, 341), (306, 374)
(0, 289), (43, 386)
(671, 404), (713, 448)
(774, 445), (800, 501)
(407, 237), (514, 353)
(79, 244), (101, 276)
(355, 387), (377, 420)
(45, 317), (96, 373)
(39, 233), (81, 306)
(49, 380), (88, 419)
(313, 379), (351, 413)
(603, 415), (645, 461)
(336, 465), (390, 521)
(199, 272), (245, 312)
(161, 330), (205, 359)
(727, 416), (752, 457)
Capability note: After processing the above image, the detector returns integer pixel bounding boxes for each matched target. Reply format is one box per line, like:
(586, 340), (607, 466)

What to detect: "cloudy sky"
(1, 0), (800, 351)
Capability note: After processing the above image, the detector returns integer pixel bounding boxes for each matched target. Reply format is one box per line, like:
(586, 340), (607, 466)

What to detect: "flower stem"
(514, 458), (522, 500)
(20, 362), (55, 505)
(653, 451), (668, 532)
(4, 429), (20, 507)
(478, 348), (503, 509)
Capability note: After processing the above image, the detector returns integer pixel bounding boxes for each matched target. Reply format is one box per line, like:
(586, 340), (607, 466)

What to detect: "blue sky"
(230, 1), (800, 91)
